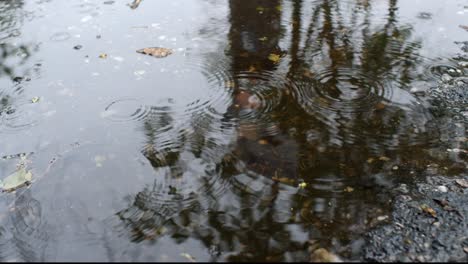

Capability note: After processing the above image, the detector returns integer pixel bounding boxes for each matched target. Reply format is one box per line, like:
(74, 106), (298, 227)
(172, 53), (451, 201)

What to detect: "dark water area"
(0, 0), (467, 261)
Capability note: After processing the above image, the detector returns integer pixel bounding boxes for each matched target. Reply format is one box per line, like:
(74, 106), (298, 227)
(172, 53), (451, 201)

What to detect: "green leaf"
(0, 167), (32, 192)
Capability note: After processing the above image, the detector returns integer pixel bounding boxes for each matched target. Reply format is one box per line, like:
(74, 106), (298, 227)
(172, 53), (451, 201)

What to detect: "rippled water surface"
(0, 0), (467, 261)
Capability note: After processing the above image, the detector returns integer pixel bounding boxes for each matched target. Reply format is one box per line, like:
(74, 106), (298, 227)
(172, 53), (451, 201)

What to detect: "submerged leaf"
(0, 167), (32, 192)
(136, 47), (173, 58)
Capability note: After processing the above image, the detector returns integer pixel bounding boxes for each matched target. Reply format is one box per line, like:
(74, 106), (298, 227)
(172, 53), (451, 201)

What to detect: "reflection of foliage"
(0, 43), (31, 79)
(113, 0), (466, 261)
(0, 0), (34, 80)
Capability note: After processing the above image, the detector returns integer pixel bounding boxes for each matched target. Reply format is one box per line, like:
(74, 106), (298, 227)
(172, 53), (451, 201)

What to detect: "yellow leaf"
(268, 53), (281, 63)
(31, 96), (40, 103)
(99, 53), (108, 59)
(258, 36), (268, 42)
(298, 182), (307, 188)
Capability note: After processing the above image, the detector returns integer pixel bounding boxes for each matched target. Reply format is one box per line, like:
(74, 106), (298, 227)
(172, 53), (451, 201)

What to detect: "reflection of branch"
(129, 0), (142, 9)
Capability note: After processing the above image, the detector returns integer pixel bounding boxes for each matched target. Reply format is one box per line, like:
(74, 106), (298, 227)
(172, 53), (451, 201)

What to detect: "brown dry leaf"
(421, 204), (437, 218)
(455, 179), (468, 188)
(367, 157), (375, 163)
(248, 65), (257, 72)
(272, 176), (295, 184)
(136, 47), (173, 58)
(258, 139), (268, 145)
(379, 156), (391, 161)
(459, 25), (468, 31)
(129, 0), (142, 9)
(375, 102), (386, 110)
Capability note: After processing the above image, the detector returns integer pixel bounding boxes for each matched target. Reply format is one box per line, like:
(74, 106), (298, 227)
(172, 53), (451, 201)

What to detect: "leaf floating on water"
(344, 186), (354, 192)
(459, 25), (468, 32)
(310, 248), (342, 262)
(268, 53), (281, 63)
(455, 179), (468, 188)
(0, 167), (32, 192)
(136, 47), (173, 58)
(248, 65), (257, 72)
(378, 156), (390, 161)
(31, 96), (40, 103)
(99, 53), (108, 59)
(258, 36), (268, 42)
(180, 253), (195, 262)
(420, 204), (437, 218)
(258, 139), (268, 145)
(272, 176), (295, 184)
(94, 155), (106, 167)
(129, 0), (142, 9)
(298, 182), (307, 189)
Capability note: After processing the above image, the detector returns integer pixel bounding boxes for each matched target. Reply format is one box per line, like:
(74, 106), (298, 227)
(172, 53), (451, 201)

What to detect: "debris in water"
(31, 96), (40, 103)
(180, 253), (195, 262)
(74, 45), (83, 50)
(344, 186), (354, 192)
(136, 47), (173, 58)
(420, 204), (437, 218)
(310, 248), (342, 262)
(268, 53), (281, 63)
(455, 179), (468, 188)
(129, 0), (142, 9)
(0, 157), (32, 192)
(99, 53), (108, 59)
(459, 25), (468, 31)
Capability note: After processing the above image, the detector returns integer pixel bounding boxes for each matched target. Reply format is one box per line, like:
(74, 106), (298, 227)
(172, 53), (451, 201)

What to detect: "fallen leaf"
(0, 167), (32, 192)
(129, 0), (142, 9)
(248, 65), (257, 72)
(258, 36), (268, 42)
(366, 157), (375, 163)
(268, 53), (281, 63)
(258, 139), (268, 145)
(298, 182), (307, 189)
(180, 253), (195, 262)
(379, 156), (390, 161)
(459, 25), (468, 32)
(275, 5), (282, 11)
(136, 47), (173, 58)
(420, 204), (437, 218)
(99, 53), (108, 59)
(94, 155), (106, 167)
(256, 6), (265, 13)
(344, 186), (354, 192)
(272, 176), (295, 184)
(455, 179), (468, 188)
(310, 248), (342, 262)
(31, 96), (40, 103)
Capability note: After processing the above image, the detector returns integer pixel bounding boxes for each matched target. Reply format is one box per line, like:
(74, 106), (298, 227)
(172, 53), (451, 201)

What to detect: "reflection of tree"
(0, 190), (51, 262)
(0, 0), (34, 81)
(110, 0), (466, 261)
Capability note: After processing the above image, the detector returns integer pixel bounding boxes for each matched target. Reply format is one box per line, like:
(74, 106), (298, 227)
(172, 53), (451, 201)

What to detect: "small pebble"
(436, 185), (448, 192)
(377, 215), (388, 221)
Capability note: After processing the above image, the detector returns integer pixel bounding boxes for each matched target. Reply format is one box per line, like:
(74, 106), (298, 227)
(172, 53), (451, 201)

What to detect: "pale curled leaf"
(0, 167), (32, 192)
(136, 47), (173, 58)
